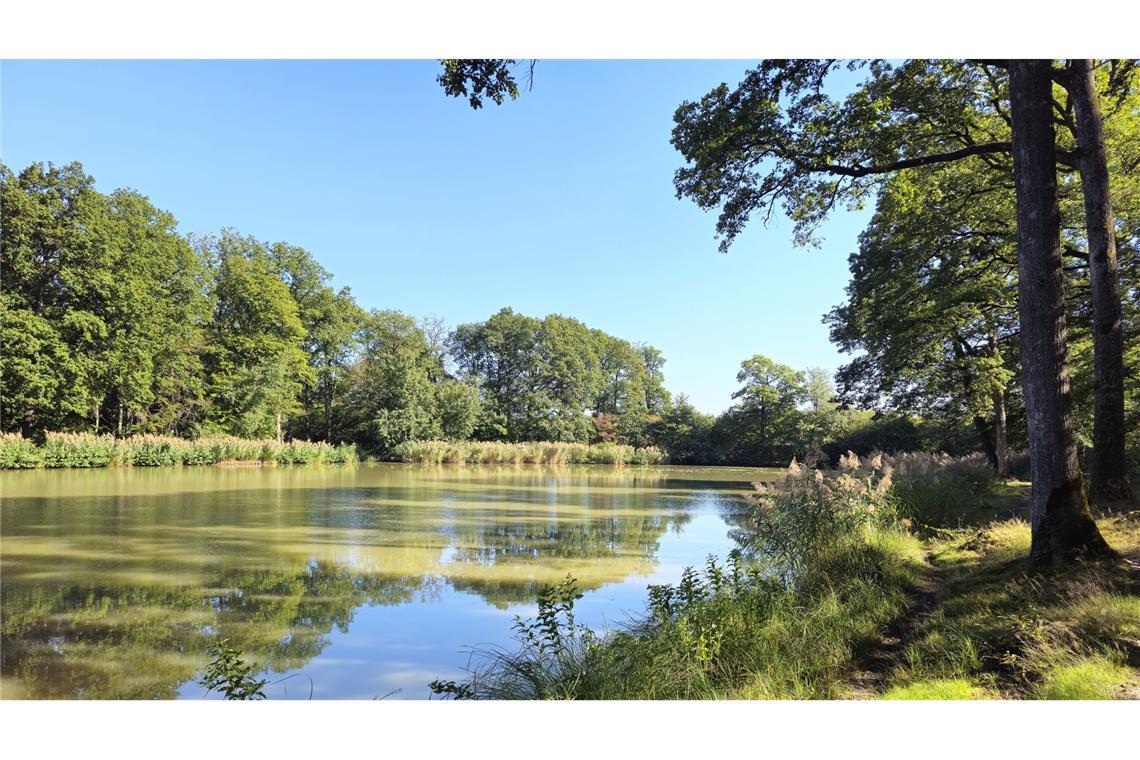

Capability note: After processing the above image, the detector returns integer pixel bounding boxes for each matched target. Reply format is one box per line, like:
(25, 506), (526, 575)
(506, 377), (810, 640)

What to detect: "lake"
(0, 463), (779, 699)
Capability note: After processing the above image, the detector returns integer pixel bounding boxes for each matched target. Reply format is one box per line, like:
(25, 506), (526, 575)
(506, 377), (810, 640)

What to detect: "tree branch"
(805, 142), (1012, 178)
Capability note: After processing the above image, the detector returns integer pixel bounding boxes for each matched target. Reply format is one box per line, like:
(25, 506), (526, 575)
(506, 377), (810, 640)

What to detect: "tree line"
(1, 158), (996, 464)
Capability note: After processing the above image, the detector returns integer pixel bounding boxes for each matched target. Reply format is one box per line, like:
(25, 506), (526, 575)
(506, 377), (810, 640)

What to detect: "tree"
(1, 162), (210, 437)
(1, 162), (108, 434)
(638, 344), (672, 415)
(826, 163), (1019, 476)
(435, 380), (482, 441)
(672, 59), (1119, 562)
(98, 189), (210, 436)
(645, 394), (714, 464)
(266, 242), (363, 441)
(721, 355), (806, 465)
(202, 232), (312, 440)
(1065, 59), (1133, 502)
(591, 331), (650, 442)
(1008, 60), (1113, 563)
(450, 308), (595, 442)
(343, 310), (442, 454)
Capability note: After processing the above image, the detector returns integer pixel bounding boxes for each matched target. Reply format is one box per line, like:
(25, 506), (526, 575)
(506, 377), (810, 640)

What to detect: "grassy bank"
(390, 439), (666, 465)
(880, 511), (1138, 700)
(429, 452), (1139, 700)
(0, 432), (358, 469)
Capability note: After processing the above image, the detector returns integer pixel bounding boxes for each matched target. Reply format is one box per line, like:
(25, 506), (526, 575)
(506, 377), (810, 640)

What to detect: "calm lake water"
(0, 463), (778, 699)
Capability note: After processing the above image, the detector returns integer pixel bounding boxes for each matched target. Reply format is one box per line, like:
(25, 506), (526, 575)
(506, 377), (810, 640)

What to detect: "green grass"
(885, 511), (1139, 700)
(882, 678), (993, 700)
(1034, 657), (1134, 700)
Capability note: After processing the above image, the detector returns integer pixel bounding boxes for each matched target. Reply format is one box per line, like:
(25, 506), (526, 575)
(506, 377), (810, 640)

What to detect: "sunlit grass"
(882, 678), (994, 700)
(1034, 657), (1134, 700)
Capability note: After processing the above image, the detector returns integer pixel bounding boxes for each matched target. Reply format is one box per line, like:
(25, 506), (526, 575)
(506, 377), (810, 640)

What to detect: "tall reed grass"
(0, 432), (357, 469)
(390, 439), (666, 465)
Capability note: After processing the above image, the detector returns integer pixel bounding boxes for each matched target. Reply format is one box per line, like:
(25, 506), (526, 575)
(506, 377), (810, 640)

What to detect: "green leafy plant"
(198, 638), (268, 700)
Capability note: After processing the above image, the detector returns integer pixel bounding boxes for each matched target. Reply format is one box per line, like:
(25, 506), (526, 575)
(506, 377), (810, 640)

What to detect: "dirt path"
(846, 552), (945, 699)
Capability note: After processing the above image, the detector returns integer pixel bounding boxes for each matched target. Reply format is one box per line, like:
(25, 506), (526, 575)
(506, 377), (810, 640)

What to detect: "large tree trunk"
(1067, 59), (1132, 503)
(1008, 60), (1113, 566)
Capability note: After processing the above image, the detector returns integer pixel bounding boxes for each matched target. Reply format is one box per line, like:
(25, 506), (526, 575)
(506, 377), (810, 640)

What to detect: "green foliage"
(341, 309), (444, 456)
(741, 457), (898, 584)
(449, 308), (667, 446)
(438, 59), (529, 109)
(198, 638), (268, 700)
(644, 394), (714, 464)
(202, 231), (313, 439)
(434, 381), (482, 441)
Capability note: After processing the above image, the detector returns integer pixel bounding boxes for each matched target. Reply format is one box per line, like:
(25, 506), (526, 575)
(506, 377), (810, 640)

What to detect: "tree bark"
(1066, 59), (1132, 503)
(1009, 60), (1113, 565)
(276, 412), (283, 444)
(992, 388), (1009, 479)
(973, 414), (998, 472)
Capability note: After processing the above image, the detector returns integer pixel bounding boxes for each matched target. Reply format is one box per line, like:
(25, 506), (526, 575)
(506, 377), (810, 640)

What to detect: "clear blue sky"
(1, 60), (872, 414)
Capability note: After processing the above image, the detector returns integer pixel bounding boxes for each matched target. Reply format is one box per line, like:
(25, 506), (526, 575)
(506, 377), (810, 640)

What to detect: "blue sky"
(1, 60), (872, 414)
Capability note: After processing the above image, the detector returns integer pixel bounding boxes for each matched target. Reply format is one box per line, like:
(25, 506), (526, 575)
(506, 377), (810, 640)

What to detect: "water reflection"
(0, 463), (774, 699)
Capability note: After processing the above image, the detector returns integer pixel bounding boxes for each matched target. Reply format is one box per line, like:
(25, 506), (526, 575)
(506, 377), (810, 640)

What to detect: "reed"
(389, 439), (666, 466)
(0, 432), (358, 469)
